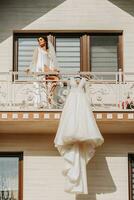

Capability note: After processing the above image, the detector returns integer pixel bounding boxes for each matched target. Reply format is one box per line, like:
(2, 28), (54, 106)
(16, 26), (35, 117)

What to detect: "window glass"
(56, 37), (80, 72)
(91, 35), (118, 79)
(0, 157), (19, 200)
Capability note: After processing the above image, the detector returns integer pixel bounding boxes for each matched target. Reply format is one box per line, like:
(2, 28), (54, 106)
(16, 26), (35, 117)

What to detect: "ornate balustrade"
(0, 71), (133, 111)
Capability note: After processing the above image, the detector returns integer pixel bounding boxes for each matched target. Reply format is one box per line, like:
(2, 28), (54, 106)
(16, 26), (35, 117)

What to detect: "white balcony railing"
(0, 71), (134, 111)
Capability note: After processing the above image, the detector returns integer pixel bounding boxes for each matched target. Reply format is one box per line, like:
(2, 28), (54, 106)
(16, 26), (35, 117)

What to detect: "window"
(13, 32), (81, 73)
(56, 37), (80, 72)
(13, 31), (123, 78)
(0, 153), (23, 200)
(18, 38), (38, 72)
(89, 33), (122, 79)
(90, 35), (118, 73)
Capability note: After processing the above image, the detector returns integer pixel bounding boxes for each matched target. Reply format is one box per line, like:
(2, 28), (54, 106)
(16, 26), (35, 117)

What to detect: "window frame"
(13, 30), (123, 72)
(0, 152), (23, 200)
(128, 153), (134, 200)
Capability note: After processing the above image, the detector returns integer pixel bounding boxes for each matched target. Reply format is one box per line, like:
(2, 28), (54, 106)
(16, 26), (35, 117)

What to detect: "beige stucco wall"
(0, 133), (132, 200)
(0, 0), (134, 73)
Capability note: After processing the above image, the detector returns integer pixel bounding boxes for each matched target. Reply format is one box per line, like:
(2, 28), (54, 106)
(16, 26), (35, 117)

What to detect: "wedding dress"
(54, 77), (104, 194)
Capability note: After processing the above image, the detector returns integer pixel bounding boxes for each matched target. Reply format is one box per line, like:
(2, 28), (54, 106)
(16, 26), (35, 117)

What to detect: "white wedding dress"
(54, 77), (104, 194)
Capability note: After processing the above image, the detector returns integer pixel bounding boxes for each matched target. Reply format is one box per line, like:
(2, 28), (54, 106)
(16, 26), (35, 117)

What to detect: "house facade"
(0, 0), (134, 200)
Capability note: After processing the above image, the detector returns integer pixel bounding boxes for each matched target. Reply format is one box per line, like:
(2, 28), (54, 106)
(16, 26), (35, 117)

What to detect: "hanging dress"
(54, 77), (104, 194)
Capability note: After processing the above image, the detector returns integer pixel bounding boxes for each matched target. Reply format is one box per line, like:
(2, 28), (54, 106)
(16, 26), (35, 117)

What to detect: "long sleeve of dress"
(29, 48), (38, 72)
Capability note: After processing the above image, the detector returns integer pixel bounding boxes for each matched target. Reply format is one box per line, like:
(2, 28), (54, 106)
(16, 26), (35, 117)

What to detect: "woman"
(27, 36), (60, 107)
(30, 36), (59, 73)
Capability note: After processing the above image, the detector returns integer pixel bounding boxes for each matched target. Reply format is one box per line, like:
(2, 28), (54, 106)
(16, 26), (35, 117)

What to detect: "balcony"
(0, 71), (134, 134)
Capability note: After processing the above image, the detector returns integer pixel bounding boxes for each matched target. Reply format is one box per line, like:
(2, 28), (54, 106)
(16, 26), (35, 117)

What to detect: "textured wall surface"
(0, 0), (134, 72)
(0, 133), (131, 200)
(0, 0), (66, 42)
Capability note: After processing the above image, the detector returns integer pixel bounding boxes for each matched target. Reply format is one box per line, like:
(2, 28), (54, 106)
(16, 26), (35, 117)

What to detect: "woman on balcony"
(26, 36), (59, 107)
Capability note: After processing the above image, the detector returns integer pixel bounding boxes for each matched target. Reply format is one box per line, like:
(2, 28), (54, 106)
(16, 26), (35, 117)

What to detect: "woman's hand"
(43, 66), (59, 73)
(43, 66), (50, 72)
(53, 68), (60, 72)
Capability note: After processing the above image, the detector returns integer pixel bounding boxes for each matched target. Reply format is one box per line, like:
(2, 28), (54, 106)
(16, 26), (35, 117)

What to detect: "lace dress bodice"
(69, 77), (86, 93)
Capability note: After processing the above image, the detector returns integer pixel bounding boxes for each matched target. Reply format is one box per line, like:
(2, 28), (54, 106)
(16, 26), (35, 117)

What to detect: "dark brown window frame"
(128, 154), (134, 200)
(0, 152), (23, 200)
(13, 30), (123, 72)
